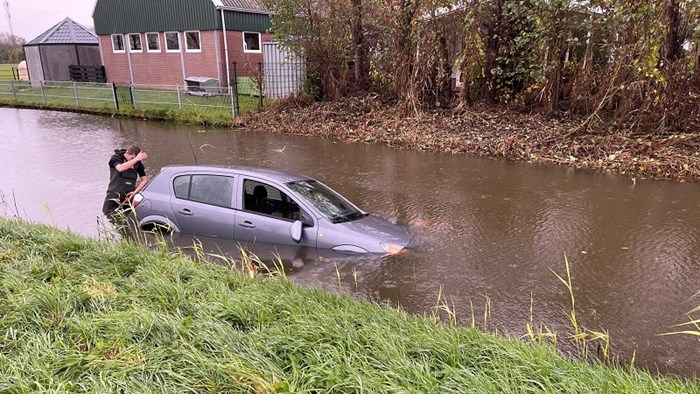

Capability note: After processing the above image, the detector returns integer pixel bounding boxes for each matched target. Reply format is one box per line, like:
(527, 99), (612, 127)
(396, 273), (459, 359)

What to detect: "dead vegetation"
(238, 95), (700, 182)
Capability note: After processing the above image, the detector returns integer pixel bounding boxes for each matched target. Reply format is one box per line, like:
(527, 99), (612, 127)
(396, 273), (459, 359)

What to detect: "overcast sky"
(1, 0), (95, 40)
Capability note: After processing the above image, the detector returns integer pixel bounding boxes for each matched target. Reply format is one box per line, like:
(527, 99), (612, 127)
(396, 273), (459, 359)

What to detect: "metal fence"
(0, 60), (308, 116)
(129, 84), (236, 115)
(0, 67), (19, 81)
(0, 80), (238, 115)
(0, 80), (116, 109)
(230, 60), (306, 114)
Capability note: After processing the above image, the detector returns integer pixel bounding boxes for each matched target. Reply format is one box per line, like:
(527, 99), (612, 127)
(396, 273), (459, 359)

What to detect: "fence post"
(177, 85), (182, 110)
(130, 83), (136, 109)
(257, 62), (263, 108)
(73, 81), (80, 107)
(229, 85), (235, 118)
(111, 82), (119, 109)
(232, 62), (239, 116)
(40, 82), (46, 103)
(10, 80), (16, 100)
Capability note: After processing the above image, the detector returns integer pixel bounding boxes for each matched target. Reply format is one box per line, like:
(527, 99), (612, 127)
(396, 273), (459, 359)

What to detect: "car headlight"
(380, 242), (404, 255)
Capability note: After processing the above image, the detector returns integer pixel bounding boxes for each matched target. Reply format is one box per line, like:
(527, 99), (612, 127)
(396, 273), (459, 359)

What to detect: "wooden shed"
(24, 18), (102, 86)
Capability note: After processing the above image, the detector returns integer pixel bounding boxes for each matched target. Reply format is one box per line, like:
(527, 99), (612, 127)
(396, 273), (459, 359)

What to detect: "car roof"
(158, 165), (313, 184)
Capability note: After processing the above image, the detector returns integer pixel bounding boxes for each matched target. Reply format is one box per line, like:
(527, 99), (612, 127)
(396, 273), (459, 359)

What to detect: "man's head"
(124, 145), (141, 160)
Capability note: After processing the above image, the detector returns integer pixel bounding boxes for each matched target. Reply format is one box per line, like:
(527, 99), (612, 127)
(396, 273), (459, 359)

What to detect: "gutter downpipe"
(220, 8), (232, 92)
(126, 34), (135, 85)
(179, 32), (187, 86)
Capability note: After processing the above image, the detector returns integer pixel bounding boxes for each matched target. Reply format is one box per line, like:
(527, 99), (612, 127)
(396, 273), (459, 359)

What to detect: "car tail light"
(131, 193), (144, 208)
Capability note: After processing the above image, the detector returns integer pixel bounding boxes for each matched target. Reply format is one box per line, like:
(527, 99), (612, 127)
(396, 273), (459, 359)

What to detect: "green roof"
(93, 0), (271, 35)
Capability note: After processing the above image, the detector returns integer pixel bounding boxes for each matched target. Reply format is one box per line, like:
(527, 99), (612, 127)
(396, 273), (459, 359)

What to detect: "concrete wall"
(24, 46), (44, 86)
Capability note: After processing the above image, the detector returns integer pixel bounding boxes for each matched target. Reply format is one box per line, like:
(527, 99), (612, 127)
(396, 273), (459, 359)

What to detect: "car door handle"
(239, 221), (255, 228)
(177, 208), (193, 216)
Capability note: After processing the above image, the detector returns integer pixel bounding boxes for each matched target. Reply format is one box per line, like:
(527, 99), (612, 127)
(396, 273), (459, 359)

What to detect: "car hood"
(336, 215), (410, 247)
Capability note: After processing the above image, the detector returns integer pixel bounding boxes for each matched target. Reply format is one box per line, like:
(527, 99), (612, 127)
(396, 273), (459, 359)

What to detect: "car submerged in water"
(130, 166), (409, 255)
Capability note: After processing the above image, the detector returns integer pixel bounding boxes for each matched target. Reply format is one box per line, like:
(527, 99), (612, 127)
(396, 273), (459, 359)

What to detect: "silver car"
(131, 166), (409, 254)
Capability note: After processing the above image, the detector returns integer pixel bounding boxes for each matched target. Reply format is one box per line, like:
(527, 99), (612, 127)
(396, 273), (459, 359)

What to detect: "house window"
(185, 31), (201, 52)
(165, 32), (180, 52)
(128, 33), (142, 52)
(111, 34), (124, 53)
(243, 32), (261, 53)
(146, 32), (160, 52)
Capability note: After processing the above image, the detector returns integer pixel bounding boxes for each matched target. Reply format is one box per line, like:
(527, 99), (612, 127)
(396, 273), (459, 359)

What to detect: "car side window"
(243, 179), (301, 220)
(173, 175), (190, 199)
(174, 174), (234, 208)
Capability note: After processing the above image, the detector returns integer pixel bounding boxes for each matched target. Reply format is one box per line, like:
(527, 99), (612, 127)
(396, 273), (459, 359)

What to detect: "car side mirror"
(290, 220), (303, 243)
(301, 210), (314, 227)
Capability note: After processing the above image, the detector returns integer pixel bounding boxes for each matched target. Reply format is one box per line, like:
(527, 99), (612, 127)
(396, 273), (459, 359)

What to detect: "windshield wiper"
(334, 212), (368, 223)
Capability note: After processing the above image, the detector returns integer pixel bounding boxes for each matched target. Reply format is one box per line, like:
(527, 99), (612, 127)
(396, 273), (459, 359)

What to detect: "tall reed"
(551, 255), (611, 363)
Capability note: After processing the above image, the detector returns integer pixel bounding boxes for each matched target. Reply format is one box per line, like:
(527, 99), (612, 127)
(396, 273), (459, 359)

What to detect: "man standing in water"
(102, 145), (149, 224)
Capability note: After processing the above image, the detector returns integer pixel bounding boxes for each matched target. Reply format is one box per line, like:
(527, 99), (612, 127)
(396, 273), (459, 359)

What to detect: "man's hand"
(135, 151), (148, 161)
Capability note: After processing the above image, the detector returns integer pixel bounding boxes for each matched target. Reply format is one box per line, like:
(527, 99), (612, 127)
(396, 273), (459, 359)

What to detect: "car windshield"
(287, 180), (367, 223)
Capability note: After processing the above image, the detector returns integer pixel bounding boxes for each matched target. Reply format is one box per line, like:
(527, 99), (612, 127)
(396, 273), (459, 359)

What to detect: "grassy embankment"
(0, 217), (698, 392)
(0, 64), (262, 127)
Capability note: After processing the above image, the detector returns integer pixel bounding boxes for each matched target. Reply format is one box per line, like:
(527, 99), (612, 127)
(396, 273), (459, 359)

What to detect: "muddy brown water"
(2, 107), (699, 379)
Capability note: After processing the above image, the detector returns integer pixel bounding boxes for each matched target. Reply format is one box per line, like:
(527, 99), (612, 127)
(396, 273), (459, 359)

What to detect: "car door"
(234, 178), (317, 247)
(169, 173), (237, 238)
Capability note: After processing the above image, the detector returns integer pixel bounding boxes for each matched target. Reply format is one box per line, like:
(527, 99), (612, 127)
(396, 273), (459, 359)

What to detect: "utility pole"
(3, 0), (14, 38)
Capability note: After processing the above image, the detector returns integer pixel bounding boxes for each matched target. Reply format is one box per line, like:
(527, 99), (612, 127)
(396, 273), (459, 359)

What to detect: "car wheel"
(141, 222), (173, 234)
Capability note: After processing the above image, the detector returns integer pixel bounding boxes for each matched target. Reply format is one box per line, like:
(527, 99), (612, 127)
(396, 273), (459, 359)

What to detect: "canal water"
(2, 107), (699, 378)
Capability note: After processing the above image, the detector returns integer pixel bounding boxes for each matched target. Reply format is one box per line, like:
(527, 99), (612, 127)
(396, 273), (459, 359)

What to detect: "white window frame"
(128, 33), (142, 52)
(185, 30), (202, 53)
(165, 31), (180, 52)
(242, 32), (261, 53)
(111, 34), (125, 53)
(146, 32), (160, 52)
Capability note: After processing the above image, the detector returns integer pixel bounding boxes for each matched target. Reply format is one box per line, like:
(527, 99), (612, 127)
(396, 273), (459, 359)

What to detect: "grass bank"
(0, 99), (240, 128)
(0, 217), (697, 392)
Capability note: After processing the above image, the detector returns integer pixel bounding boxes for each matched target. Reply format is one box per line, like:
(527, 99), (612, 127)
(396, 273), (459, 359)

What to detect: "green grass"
(0, 81), (117, 111)
(0, 217), (697, 393)
(0, 64), (16, 80)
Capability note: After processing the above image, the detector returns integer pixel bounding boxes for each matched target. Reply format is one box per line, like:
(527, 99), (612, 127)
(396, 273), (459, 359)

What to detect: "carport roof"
(26, 18), (98, 46)
(213, 0), (267, 13)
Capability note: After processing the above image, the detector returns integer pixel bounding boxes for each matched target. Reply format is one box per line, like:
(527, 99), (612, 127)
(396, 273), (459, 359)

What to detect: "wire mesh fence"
(0, 59), (308, 117)
(0, 80), (117, 110)
(130, 84), (235, 116)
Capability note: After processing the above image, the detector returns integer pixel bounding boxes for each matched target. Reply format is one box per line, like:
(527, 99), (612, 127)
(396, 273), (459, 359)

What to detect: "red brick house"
(92, 0), (272, 88)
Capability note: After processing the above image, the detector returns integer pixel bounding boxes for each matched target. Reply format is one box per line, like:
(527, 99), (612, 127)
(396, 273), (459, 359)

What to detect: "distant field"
(0, 64), (17, 80)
